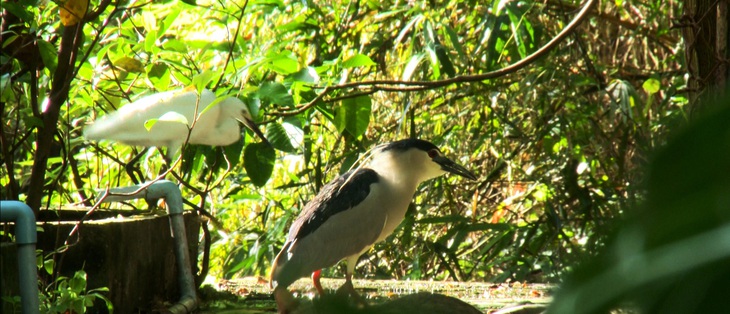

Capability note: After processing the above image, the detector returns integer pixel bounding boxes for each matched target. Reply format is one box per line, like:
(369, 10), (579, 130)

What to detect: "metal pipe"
(0, 200), (40, 314)
(99, 180), (198, 313)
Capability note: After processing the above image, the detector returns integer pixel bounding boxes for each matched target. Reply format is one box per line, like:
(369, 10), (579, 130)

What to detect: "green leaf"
(266, 51), (299, 75)
(192, 70), (217, 93)
(288, 67), (320, 84)
(147, 63), (170, 91)
(223, 136), (245, 169)
(443, 24), (466, 61)
(37, 39), (57, 73)
(334, 96), (371, 137)
(258, 82), (294, 107)
(265, 122), (299, 153)
(161, 39), (188, 53)
(69, 271), (87, 292)
(144, 27), (157, 54)
(423, 20), (437, 44)
(144, 111), (189, 130)
(43, 258), (54, 275)
(339, 153), (359, 175)
(157, 6), (181, 39)
(243, 142), (276, 187)
(342, 54), (376, 68)
(113, 56), (144, 73)
(643, 78), (661, 95)
(402, 54), (424, 81)
(2, 3), (33, 23)
(22, 115), (44, 129)
(425, 46), (441, 79)
(434, 43), (456, 77)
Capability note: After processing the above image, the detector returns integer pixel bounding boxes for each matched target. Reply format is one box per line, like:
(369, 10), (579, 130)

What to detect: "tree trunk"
(683, 0), (730, 115)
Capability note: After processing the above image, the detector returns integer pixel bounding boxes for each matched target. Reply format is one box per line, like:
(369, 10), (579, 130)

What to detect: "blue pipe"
(0, 200), (40, 314)
(99, 180), (198, 313)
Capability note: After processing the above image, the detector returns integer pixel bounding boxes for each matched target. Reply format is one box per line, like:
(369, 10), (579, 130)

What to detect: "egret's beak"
(240, 111), (272, 147)
(432, 155), (478, 180)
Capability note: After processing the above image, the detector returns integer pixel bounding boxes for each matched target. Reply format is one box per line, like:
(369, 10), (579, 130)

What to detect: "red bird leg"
(312, 269), (325, 295)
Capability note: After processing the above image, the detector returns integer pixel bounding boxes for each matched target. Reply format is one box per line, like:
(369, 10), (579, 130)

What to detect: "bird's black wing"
(288, 168), (379, 241)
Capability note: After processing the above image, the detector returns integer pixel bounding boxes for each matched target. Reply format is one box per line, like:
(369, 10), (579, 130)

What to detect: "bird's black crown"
(381, 138), (439, 153)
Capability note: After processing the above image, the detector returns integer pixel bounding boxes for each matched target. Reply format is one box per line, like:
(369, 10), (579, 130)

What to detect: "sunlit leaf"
(59, 0), (88, 26)
(289, 67), (320, 84)
(342, 54), (376, 68)
(402, 54), (424, 81)
(266, 122), (297, 153)
(334, 96), (371, 137)
(266, 51), (299, 75)
(425, 46), (441, 79)
(192, 70), (217, 93)
(147, 63), (170, 91)
(157, 8), (180, 40)
(113, 57), (144, 73)
(161, 39), (188, 53)
(443, 24), (466, 60)
(69, 270), (87, 292)
(643, 78), (661, 95)
(43, 258), (54, 275)
(144, 111), (189, 131)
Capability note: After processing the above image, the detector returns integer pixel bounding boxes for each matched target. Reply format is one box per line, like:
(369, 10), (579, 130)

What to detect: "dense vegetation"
(2, 0), (690, 292)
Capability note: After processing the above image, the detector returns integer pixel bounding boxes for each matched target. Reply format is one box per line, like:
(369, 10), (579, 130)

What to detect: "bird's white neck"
(365, 150), (428, 243)
(367, 148), (444, 189)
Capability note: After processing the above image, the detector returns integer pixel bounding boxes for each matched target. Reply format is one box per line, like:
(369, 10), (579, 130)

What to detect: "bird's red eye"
(428, 149), (439, 158)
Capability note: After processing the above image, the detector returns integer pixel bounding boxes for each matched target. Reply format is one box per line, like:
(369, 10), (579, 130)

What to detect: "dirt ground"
(197, 277), (553, 313)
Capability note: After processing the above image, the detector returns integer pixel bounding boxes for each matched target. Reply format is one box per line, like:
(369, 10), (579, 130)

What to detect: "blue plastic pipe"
(0, 200), (40, 314)
(98, 180), (197, 313)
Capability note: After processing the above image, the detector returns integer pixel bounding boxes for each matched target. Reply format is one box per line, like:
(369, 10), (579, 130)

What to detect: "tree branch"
(270, 0), (597, 117)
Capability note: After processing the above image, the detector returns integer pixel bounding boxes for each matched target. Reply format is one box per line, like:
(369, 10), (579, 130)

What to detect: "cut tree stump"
(1, 209), (200, 313)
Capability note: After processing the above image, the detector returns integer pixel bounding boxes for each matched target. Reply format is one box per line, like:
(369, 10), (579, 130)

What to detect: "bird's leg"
(273, 286), (298, 314)
(123, 147), (167, 210)
(312, 269), (325, 295)
(335, 273), (367, 307)
(124, 147), (150, 185)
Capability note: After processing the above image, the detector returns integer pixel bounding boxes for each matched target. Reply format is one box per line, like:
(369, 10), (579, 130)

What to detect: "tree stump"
(1, 209), (200, 313)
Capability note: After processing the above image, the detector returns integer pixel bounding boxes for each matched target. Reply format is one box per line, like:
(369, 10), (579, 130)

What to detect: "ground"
(197, 277), (552, 313)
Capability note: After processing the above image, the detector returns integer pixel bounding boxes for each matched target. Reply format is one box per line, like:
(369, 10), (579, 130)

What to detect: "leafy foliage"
(1, 0), (685, 296)
(26, 253), (114, 313)
(549, 97), (730, 314)
(40, 270), (113, 313)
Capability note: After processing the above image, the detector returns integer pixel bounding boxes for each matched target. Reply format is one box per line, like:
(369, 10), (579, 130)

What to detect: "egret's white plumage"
(84, 88), (268, 159)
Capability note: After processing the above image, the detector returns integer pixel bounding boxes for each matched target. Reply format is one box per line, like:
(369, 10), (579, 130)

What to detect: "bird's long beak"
(240, 112), (272, 147)
(433, 156), (478, 180)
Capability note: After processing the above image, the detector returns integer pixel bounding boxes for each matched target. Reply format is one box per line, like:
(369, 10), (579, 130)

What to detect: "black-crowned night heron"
(270, 138), (477, 313)
(84, 88), (269, 161)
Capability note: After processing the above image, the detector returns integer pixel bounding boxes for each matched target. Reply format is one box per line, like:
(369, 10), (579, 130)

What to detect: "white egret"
(85, 88), (269, 161)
